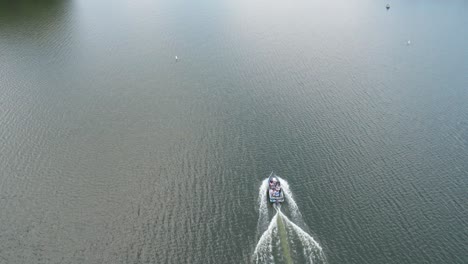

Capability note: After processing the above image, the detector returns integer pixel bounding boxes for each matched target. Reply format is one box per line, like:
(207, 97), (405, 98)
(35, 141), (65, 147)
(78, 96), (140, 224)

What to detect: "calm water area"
(0, 0), (467, 263)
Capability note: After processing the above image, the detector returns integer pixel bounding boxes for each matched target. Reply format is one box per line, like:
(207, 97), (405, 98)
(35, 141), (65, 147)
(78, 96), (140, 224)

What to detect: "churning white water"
(257, 178), (271, 234)
(253, 213), (279, 263)
(253, 175), (327, 263)
(279, 210), (326, 263)
(276, 176), (303, 224)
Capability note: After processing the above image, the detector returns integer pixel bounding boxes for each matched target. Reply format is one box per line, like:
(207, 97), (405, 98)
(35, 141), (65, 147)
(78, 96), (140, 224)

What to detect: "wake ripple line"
(254, 175), (327, 264)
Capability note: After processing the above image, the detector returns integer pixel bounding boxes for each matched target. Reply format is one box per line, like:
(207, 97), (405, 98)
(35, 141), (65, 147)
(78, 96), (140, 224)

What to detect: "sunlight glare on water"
(0, 0), (467, 263)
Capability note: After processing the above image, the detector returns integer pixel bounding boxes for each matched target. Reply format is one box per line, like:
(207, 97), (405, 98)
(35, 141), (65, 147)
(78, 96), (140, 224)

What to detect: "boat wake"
(253, 176), (326, 264)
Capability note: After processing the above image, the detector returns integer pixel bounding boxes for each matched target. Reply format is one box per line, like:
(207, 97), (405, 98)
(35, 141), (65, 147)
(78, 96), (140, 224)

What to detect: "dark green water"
(1, 0), (467, 263)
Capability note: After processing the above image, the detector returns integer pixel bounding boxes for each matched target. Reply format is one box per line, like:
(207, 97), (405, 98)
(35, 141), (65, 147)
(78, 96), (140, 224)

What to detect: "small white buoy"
(407, 40), (411, 45)
(175, 55), (178, 61)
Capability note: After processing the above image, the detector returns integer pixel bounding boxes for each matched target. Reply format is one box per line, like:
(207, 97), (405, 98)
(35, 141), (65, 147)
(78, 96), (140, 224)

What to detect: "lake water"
(0, 0), (467, 263)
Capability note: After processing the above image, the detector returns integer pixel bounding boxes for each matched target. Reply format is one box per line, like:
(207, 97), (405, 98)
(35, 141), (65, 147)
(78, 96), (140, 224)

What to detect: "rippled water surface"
(1, 0), (467, 263)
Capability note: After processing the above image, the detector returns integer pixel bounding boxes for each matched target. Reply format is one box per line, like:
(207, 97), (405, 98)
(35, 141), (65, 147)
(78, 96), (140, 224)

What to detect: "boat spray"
(253, 177), (327, 263)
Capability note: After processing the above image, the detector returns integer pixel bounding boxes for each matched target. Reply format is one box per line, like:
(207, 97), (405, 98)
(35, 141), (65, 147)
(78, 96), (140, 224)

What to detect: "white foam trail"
(276, 176), (303, 223)
(279, 211), (327, 263)
(253, 175), (327, 263)
(253, 213), (278, 263)
(257, 178), (270, 233)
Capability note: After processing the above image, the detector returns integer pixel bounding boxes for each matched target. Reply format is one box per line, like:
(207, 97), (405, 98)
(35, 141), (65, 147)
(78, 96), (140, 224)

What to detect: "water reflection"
(0, 0), (75, 70)
(0, 0), (69, 26)
(0, 0), (467, 263)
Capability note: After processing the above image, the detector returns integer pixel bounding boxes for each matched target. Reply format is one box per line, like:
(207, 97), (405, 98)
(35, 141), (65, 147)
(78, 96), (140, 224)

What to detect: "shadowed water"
(0, 0), (467, 263)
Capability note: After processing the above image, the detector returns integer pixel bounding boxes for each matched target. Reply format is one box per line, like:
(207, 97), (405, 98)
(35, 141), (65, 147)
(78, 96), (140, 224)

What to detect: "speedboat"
(267, 173), (285, 203)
